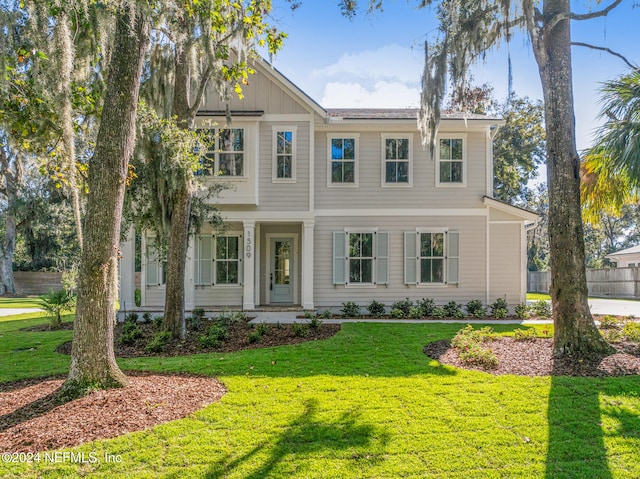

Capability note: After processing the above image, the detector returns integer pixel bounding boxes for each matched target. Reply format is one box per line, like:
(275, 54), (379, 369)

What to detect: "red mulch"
(424, 338), (640, 377)
(0, 372), (225, 453)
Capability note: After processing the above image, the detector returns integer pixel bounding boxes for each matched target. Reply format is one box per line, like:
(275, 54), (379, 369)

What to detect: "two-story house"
(118, 58), (538, 313)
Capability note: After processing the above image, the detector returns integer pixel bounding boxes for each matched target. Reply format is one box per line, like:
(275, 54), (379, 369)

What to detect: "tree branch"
(571, 0), (623, 21)
(188, 63), (215, 119)
(571, 42), (638, 70)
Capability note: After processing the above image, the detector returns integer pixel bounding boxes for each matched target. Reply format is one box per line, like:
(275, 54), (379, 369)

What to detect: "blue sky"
(266, 1), (639, 151)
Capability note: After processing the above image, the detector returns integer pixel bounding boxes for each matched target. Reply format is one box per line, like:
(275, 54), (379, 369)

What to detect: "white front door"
(270, 237), (294, 304)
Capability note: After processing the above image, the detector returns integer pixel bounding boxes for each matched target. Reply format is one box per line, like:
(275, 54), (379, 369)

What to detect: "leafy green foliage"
(491, 298), (509, 319)
(622, 321), (640, 342)
(599, 315), (620, 329)
(465, 300), (486, 318)
(391, 298), (414, 317)
(417, 298), (435, 317)
(367, 300), (385, 318)
(444, 301), (464, 319)
(431, 307), (447, 319)
(513, 327), (537, 341)
(532, 300), (552, 319)
(451, 325), (498, 368)
(309, 317), (323, 330)
(514, 303), (530, 319)
(199, 323), (229, 349)
(120, 322), (143, 345)
(318, 309), (333, 320)
(340, 302), (361, 318)
(292, 322), (309, 337)
(39, 289), (75, 329)
(145, 331), (172, 353)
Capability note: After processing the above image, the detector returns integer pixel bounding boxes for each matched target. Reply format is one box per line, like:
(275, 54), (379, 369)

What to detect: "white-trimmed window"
(196, 234), (242, 286)
(198, 128), (245, 177)
(333, 230), (388, 285)
(145, 238), (166, 286)
(404, 230), (460, 285)
(273, 127), (296, 181)
(436, 136), (466, 186)
(382, 135), (412, 185)
(328, 135), (358, 185)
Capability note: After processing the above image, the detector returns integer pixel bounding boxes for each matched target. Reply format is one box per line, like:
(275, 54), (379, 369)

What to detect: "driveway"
(0, 308), (42, 317)
(587, 298), (640, 317)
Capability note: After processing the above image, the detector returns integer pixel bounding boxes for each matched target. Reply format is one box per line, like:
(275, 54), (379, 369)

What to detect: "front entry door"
(270, 237), (294, 304)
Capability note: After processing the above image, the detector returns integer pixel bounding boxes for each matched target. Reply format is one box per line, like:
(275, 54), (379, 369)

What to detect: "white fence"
(528, 267), (640, 299)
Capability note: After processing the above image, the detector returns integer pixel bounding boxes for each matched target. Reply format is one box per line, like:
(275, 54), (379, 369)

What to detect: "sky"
(264, 1), (639, 152)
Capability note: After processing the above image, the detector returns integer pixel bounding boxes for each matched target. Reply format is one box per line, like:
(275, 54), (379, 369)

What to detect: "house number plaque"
(245, 230), (253, 259)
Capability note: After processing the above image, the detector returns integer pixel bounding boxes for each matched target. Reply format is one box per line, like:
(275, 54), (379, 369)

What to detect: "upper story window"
(198, 128), (245, 177)
(328, 134), (358, 186)
(382, 134), (412, 185)
(273, 127), (297, 182)
(437, 136), (466, 186)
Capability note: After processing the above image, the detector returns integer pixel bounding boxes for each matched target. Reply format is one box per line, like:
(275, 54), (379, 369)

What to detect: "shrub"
(120, 321), (142, 345)
(451, 325), (497, 349)
(341, 302), (361, 318)
(247, 330), (263, 343)
(154, 315), (164, 329)
(198, 324), (228, 349)
(451, 325), (498, 368)
(304, 311), (315, 320)
(458, 343), (498, 368)
(125, 312), (139, 323)
(217, 310), (246, 326)
(319, 309), (333, 319)
(134, 288), (141, 307)
(145, 331), (171, 353)
(275, 321), (282, 329)
(532, 300), (551, 319)
(466, 300), (487, 319)
(514, 303), (530, 319)
(431, 307), (447, 319)
(367, 300), (386, 318)
(389, 308), (406, 319)
(292, 322), (309, 337)
(417, 298), (435, 317)
(513, 327), (537, 341)
(39, 289), (76, 329)
(409, 306), (424, 319)
(602, 329), (622, 343)
(622, 322), (640, 342)
(255, 322), (270, 336)
(142, 312), (153, 324)
(599, 315), (619, 329)
(392, 298), (414, 317)
(491, 298), (509, 318)
(309, 317), (323, 329)
(444, 301), (464, 318)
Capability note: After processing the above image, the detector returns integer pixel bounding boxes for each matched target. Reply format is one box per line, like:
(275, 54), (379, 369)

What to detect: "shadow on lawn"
(205, 398), (389, 478)
(545, 366), (640, 478)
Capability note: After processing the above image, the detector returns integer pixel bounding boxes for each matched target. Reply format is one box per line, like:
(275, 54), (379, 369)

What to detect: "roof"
(325, 108), (502, 121)
(605, 244), (640, 258)
(482, 196), (539, 223)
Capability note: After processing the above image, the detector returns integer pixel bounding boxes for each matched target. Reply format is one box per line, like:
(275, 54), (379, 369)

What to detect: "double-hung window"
(419, 232), (445, 283)
(383, 135), (412, 185)
(437, 136), (465, 186)
(273, 127), (296, 181)
(198, 128), (245, 177)
(333, 230), (389, 286)
(404, 230), (460, 285)
(196, 234), (242, 286)
(329, 135), (358, 185)
(145, 238), (166, 286)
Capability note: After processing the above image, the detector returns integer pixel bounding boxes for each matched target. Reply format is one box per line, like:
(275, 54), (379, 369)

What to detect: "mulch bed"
(54, 320), (341, 358)
(0, 372), (226, 453)
(424, 338), (640, 377)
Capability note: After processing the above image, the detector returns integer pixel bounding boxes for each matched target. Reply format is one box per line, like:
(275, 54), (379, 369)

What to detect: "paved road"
(586, 298), (640, 317)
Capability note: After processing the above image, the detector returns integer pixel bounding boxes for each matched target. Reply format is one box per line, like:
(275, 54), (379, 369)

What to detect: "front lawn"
(0, 296), (43, 309)
(0, 312), (639, 478)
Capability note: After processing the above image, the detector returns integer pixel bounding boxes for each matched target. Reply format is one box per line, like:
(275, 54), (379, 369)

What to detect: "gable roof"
(606, 244), (640, 258)
(483, 196), (539, 223)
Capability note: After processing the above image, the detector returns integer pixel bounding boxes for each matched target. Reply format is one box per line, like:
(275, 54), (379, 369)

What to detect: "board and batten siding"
(315, 130), (488, 210)
(258, 121), (310, 210)
(312, 215), (487, 307)
(489, 222), (523, 304)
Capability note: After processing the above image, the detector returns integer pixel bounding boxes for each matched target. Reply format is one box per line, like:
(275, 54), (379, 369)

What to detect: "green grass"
(0, 296), (43, 309)
(0, 313), (639, 478)
(526, 293), (552, 301)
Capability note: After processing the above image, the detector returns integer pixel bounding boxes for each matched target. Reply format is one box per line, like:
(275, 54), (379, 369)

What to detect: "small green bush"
(217, 310), (247, 326)
(120, 321), (142, 345)
(292, 322), (309, 337)
(514, 303), (530, 319)
(153, 315), (164, 329)
(341, 302), (361, 318)
(451, 325), (497, 349)
(513, 327), (537, 341)
(367, 300), (386, 318)
(409, 306), (424, 319)
(431, 307), (447, 319)
(309, 317), (323, 329)
(602, 329), (622, 343)
(247, 330), (263, 343)
(392, 298), (414, 317)
(134, 288), (141, 307)
(319, 309), (333, 319)
(142, 312), (152, 324)
(622, 322), (640, 342)
(145, 331), (171, 353)
(417, 298), (435, 317)
(304, 311), (315, 320)
(125, 312), (139, 323)
(444, 301), (464, 318)
(255, 322), (270, 336)
(466, 300), (487, 319)
(532, 300), (551, 318)
(39, 289), (76, 329)
(198, 324), (228, 349)
(452, 325), (498, 368)
(458, 343), (498, 368)
(389, 308), (406, 319)
(491, 298), (509, 318)
(599, 315), (619, 329)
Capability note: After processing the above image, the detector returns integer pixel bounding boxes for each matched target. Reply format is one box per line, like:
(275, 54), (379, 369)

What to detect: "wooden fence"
(528, 267), (640, 299)
(13, 272), (63, 295)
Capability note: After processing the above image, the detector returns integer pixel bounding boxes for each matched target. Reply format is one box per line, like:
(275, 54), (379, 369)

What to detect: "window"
(145, 238), (166, 286)
(437, 137), (465, 185)
(198, 128), (244, 176)
(273, 127), (296, 181)
(383, 136), (411, 184)
(329, 135), (358, 185)
(419, 232), (444, 283)
(404, 230), (460, 285)
(196, 234), (242, 286)
(333, 231), (388, 286)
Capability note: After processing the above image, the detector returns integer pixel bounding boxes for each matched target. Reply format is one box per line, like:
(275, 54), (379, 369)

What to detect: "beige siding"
(489, 223), (523, 304)
(202, 67), (309, 115)
(313, 216), (488, 308)
(195, 287), (243, 308)
(258, 122), (310, 210)
(143, 286), (165, 308)
(315, 130), (488, 210)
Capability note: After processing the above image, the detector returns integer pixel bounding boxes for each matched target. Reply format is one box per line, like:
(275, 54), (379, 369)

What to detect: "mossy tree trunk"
(0, 149), (19, 296)
(535, 0), (613, 358)
(63, 5), (150, 396)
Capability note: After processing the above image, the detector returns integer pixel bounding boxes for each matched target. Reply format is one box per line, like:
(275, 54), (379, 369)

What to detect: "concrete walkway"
(0, 308), (42, 317)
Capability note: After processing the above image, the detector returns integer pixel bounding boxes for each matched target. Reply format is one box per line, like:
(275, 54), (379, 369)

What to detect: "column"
(302, 220), (315, 310)
(184, 235), (196, 312)
(119, 227), (136, 312)
(243, 221), (256, 310)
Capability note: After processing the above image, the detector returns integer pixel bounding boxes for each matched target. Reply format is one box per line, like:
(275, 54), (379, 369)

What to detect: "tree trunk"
(538, 0), (613, 358)
(63, 6), (150, 396)
(162, 46), (196, 339)
(0, 212), (16, 296)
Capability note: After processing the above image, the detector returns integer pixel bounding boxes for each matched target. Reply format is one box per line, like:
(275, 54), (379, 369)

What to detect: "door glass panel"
(274, 241), (291, 285)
